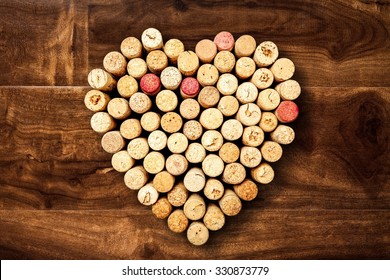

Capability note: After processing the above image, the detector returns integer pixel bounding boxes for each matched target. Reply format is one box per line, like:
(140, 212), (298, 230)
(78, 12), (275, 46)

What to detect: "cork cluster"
(85, 28), (301, 246)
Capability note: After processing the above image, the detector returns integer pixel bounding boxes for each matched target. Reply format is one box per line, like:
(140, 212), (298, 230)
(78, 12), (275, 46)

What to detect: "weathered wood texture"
(0, 0), (389, 259)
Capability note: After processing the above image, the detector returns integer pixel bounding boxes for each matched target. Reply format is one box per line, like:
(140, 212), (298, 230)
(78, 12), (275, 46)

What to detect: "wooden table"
(0, 0), (389, 259)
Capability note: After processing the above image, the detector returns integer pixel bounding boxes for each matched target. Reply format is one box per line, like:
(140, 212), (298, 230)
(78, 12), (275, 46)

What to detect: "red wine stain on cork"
(181, 77), (200, 97)
(140, 73), (160, 95)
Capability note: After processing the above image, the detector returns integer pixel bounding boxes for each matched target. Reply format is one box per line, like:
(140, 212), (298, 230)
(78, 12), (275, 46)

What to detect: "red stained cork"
(214, 31), (235, 52)
(140, 73), (161, 96)
(180, 77), (200, 98)
(275, 101), (299, 123)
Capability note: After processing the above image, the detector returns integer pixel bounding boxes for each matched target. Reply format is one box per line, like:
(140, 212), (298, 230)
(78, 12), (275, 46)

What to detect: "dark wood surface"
(0, 0), (389, 259)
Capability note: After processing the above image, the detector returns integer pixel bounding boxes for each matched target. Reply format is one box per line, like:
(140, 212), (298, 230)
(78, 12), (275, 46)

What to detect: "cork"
(166, 154), (188, 176)
(143, 151), (165, 174)
(107, 98), (131, 120)
(218, 95), (239, 117)
(101, 131), (125, 154)
(259, 112), (278, 132)
(203, 203), (225, 231)
(242, 126), (265, 147)
(197, 86), (220, 108)
(140, 73), (161, 96)
(253, 41), (279, 67)
(84, 89), (110, 112)
(202, 154), (225, 177)
(270, 58), (295, 82)
(177, 51), (199, 76)
(257, 88), (281, 111)
(214, 51), (236, 73)
(146, 50), (168, 74)
(235, 57), (256, 80)
(163, 38), (185, 64)
(117, 75), (138, 98)
(219, 142), (240, 163)
(148, 130), (167, 151)
(124, 166), (149, 190)
(152, 197), (173, 219)
(168, 182), (188, 207)
(120, 118), (142, 140)
(187, 221), (209, 246)
(275, 100), (299, 123)
(197, 64), (219, 87)
(221, 119), (243, 141)
(180, 77), (200, 99)
(140, 111), (161, 132)
(161, 112), (183, 133)
(90, 112), (116, 134)
(111, 150), (135, 173)
(141, 27), (163, 52)
(183, 193), (206, 220)
(274, 79), (301, 101)
(201, 130), (224, 152)
(236, 103), (262, 126)
(195, 39), (217, 63)
(214, 31), (235, 52)
(185, 142), (206, 164)
(217, 73), (238, 96)
(233, 179), (258, 201)
(156, 90), (178, 112)
(240, 146), (262, 168)
(127, 137), (149, 160)
(270, 124), (295, 145)
(222, 163), (246, 185)
(183, 120), (203, 141)
(183, 168), (206, 193)
(167, 132), (188, 154)
(234, 34), (256, 58)
(103, 51), (127, 77)
(127, 58), (148, 79)
(235, 82), (258, 104)
(218, 189), (242, 216)
(204, 179), (225, 200)
(88, 68), (116, 92)
(129, 92), (152, 114)
(199, 108), (223, 130)
(137, 183), (159, 206)
(153, 171), (175, 193)
(251, 162), (274, 184)
(251, 68), (274, 90)
(160, 66), (182, 90)
(120, 36), (143, 59)
(168, 209), (189, 233)
(260, 141), (283, 162)
(179, 98), (200, 120)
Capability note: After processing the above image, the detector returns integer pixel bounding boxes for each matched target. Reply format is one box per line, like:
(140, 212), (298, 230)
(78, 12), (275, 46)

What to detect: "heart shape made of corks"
(85, 28), (300, 246)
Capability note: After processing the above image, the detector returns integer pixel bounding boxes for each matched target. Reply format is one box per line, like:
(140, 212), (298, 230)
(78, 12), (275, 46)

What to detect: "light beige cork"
(219, 189), (242, 216)
(120, 36), (143, 59)
(140, 111), (161, 132)
(127, 58), (148, 79)
(90, 112), (116, 134)
(120, 118), (142, 140)
(101, 131), (125, 154)
(235, 57), (256, 80)
(129, 92), (152, 114)
(218, 95), (239, 117)
(156, 90), (178, 113)
(274, 79), (301, 101)
(202, 154), (225, 178)
(153, 171), (175, 193)
(214, 50), (235, 73)
(222, 163), (246, 185)
(143, 151), (165, 174)
(217, 73), (238, 96)
(251, 162), (274, 184)
(235, 82), (258, 104)
(137, 183), (159, 206)
(103, 51), (127, 77)
(240, 146), (262, 168)
(124, 166), (149, 190)
(163, 38), (185, 64)
(195, 39), (217, 63)
(167, 182), (188, 207)
(146, 50), (168, 74)
(253, 41), (279, 67)
(221, 119), (243, 141)
(197, 64), (219, 87)
(219, 142), (240, 163)
(187, 221), (209, 246)
(204, 179), (225, 200)
(160, 66), (182, 90)
(260, 141), (283, 162)
(183, 193), (206, 220)
(183, 168), (206, 193)
(236, 103), (262, 126)
(152, 197), (173, 219)
(167, 132), (188, 154)
(233, 179), (258, 201)
(270, 124), (295, 145)
(88, 68), (116, 92)
(84, 89), (110, 112)
(168, 209), (189, 233)
(161, 112), (183, 133)
(127, 137), (149, 160)
(199, 108), (223, 130)
(270, 58), (295, 82)
(203, 203), (225, 231)
(141, 27), (163, 52)
(179, 98), (200, 120)
(111, 150), (135, 173)
(177, 51), (199, 76)
(242, 126), (265, 147)
(251, 68), (274, 90)
(183, 120), (203, 141)
(185, 142), (206, 164)
(257, 88), (281, 111)
(197, 86), (220, 109)
(148, 130), (167, 151)
(234, 34), (257, 58)
(259, 112), (278, 132)
(117, 75), (138, 98)
(107, 98), (131, 120)
(201, 130), (224, 152)
(166, 154), (188, 176)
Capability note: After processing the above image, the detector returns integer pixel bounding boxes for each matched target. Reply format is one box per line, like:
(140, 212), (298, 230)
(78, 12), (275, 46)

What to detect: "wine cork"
(270, 124), (295, 145)
(202, 154), (224, 177)
(127, 137), (149, 160)
(127, 58), (148, 79)
(257, 88), (281, 111)
(107, 98), (131, 120)
(221, 119), (243, 141)
(217, 73), (238, 96)
(124, 166), (149, 190)
(143, 151), (165, 174)
(197, 86), (220, 108)
(146, 50), (168, 74)
(183, 193), (206, 220)
(183, 120), (203, 141)
(137, 183), (159, 206)
(240, 146), (262, 168)
(195, 39), (217, 63)
(160, 66), (182, 90)
(236, 103), (262, 126)
(183, 168), (206, 192)
(218, 95), (239, 117)
(101, 131), (125, 153)
(177, 51), (199, 76)
(214, 31), (234, 51)
(203, 204), (225, 231)
(141, 27), (163, 51)
(214, 51), (235, 73)
(251, 68), (274, 90)
(274, 79), (301, 101)
(251, 162), (274, 184)
(197, 64), (219, 87)
(161, 112), (183, 133)
(242, 126), (265, 147)
(166, 154), (188, 176)
(259, 112), (278, 132)
(179, 98), (200, 120)
(120, 118), (142, 140)
(129, 92), (152, 114)
(201, 130), (224, 152)
(156, 90), (178, 112)
(219, 189), (242, 216)
(90, 112), (116, 133)
(204, 179), (224, 200)
(260, 141), (283, 162)
(163, 38), (185, 64)
(117, 75), (138, 98)
(111, 150), (135, 173)
(140, 73), (161, 96)
(187, 221), (209, 246)
(219, 142), (240, 163)
(270, 58), (295, 82)
(153, 171), (175, 193)
(168, 209), (189, 233)
(103, 51), (127, 77)
(140, 111), (160, 132)
(253, 41), (279, 67)
(222, 163), (246, 185)
(88, 68), (116, 92)
(275, 100), (299, 123)
(236, 82), (258, 104)
(233, 179), (258, 201)
(120, 36), (143, 59)
(234, 34), (256, 58)
(152, 197), (173, 219)
(148, 130), (167, 151)
(84, 90), (110, 112)
(168, 182), (188, 207)
(185, 142), (206, 164)
(199, 108), (223, 130)
(167, 132), (188, 154)
(180, 77), (200, 99)
(235, 57), (256, 80)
